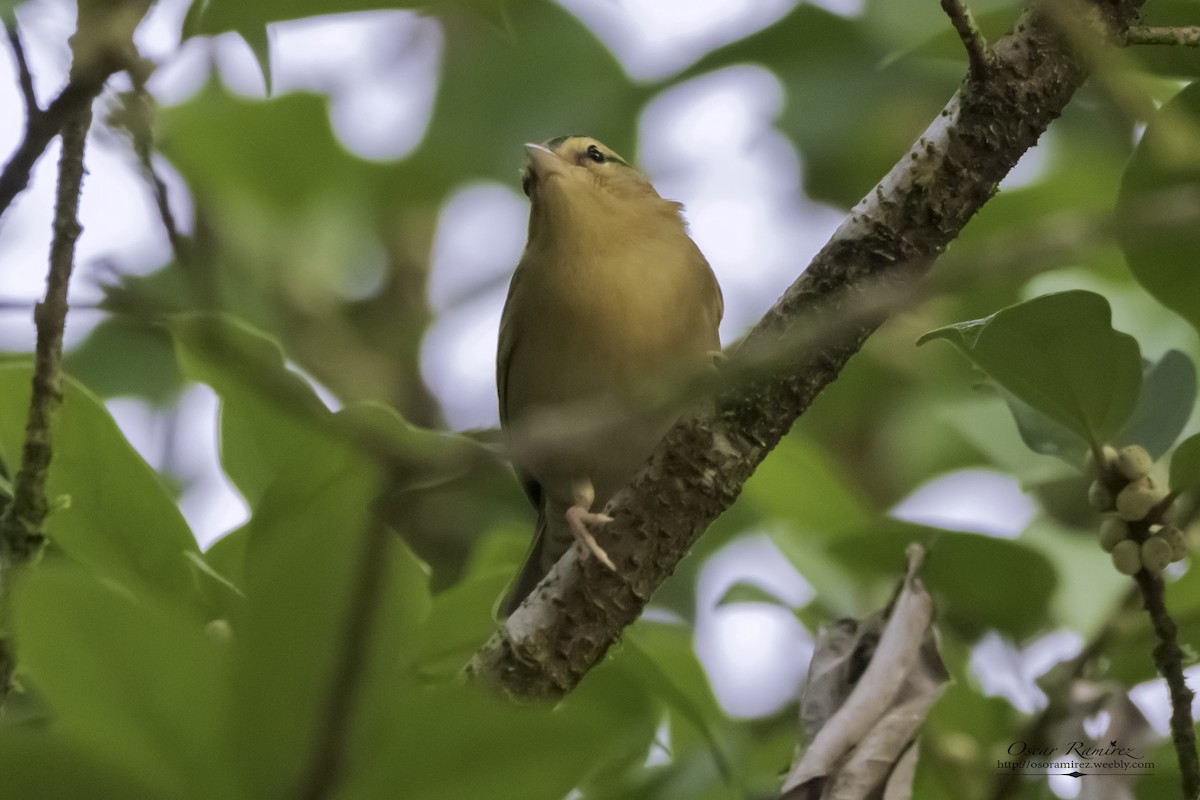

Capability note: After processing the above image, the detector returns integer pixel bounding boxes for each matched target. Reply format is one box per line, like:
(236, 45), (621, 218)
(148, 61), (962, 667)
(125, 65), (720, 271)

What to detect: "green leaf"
(918, 291), (1142, 447)
(12, 564), (229, 797)
(0, 729), (173, 800)
(342, 681), (636, 800)
(1117, 349), (1196, 459)
(412, 570), (509, 679)
(64, 318), (183, 404)
(227, 452), (431, 798)
(622, 622), (737, 790)
(1117, 81), (1200, 337)
(740, 434), (871, 536)
(1000, 390), (1089, 466)
(0, 366), (198, 602)
(824, 523), (1057, 640)
(170, 312), (338, 508)
(1171, 433), (1200, 492)
(160, 85), (368, 213)
(184, 0), (423, 39)
(715, 582), (790, 608)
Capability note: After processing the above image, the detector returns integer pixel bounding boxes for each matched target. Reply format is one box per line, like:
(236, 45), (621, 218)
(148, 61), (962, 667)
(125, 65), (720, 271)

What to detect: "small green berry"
(1142, 536), (1173, 572)
(1115, 476), (1160, 521)
(1085, 445), (1119, 477)
(1163, 526), (1188, 562)
(1116, 445), (1153, 482)
(1089, 480), (1114, 511)
(1112, 539), (1142, 575)
(1098, 517), (1128, 553)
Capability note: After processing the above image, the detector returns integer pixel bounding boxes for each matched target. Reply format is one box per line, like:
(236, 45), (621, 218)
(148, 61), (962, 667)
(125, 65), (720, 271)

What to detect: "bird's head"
(520, 135), (659, 209)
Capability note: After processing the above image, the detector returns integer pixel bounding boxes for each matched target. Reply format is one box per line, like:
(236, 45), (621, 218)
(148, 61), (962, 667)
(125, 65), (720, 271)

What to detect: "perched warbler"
(497, 135), (723, 616)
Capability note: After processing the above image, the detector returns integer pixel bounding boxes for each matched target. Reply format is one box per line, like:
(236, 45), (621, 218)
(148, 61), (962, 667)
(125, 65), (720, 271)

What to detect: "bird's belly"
(505, 266), (713, 505)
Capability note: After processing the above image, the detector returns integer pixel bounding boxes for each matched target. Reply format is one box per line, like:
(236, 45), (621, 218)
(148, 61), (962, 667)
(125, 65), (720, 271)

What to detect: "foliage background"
(1, 0), (1200, 798)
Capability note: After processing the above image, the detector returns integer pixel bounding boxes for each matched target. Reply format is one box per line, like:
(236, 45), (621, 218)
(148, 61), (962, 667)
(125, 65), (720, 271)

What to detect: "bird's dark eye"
(586, 145), (605, 163)
(521, 171), (533, 197)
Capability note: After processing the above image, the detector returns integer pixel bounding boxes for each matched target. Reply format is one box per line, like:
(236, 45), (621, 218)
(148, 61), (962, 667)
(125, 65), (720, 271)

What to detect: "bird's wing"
(497, 261), (544, 510)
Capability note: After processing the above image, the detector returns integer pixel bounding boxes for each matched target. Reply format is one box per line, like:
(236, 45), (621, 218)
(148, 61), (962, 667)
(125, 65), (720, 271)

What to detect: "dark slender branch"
(1134, 568), (1200, 798)
(1124, 25), (1200, 47)
(296, 504), (393, 800)
(470, 0), (1146, 699)
(3, 13), (40, 118)
(941, 0), (991, 82)
(0, 62), (115, 222)
(0, 104), (93, 702)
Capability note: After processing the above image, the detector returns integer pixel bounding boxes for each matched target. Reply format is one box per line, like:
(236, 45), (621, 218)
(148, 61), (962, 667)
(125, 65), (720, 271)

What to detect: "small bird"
(497, 135), (723, 616)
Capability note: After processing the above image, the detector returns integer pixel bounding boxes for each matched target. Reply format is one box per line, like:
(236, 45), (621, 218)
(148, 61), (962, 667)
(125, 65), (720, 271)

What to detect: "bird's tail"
(497, 512), (548, 618)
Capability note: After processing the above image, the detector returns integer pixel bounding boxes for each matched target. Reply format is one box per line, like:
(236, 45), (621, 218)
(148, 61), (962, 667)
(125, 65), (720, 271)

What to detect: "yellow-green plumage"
(497, 136), (723, 616)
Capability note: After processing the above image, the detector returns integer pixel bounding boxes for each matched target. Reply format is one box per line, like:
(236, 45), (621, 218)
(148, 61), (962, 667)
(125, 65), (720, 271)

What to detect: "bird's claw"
(565, 506), (616, 571)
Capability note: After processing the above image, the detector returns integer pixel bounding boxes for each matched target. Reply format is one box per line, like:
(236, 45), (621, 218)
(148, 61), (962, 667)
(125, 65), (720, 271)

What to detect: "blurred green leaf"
(65, 318), (183, 405)
(0, 366), (198, 602)
(171, 312), (338, 507)
(184, 0), (422, 38)
(412, 570), (507, 678)
(0, 729), (173, 800)
(228, 449), (430, 797)
(1117, 81), (1200, 337)
(740, 434), (871, 536)
(13, 564), (228, 797)
(622, 622), (737, 790)
(160, 85), (367, 213)
(824, 523), (1057, 640)
(715, 582), (790, 608)
(919, 291), (1142, 447)
(1118, 349), (1196, 459)
(343, 681), (638, 800)
(1170, 433), (1200, 492)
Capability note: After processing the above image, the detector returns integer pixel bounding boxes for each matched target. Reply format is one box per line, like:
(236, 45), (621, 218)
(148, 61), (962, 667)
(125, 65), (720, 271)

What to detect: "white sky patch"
(890, 468), (1036, 538)
(969, 630), (1083, 714)
(272, 12), (442, 161)
(557, 0), (796, 81)
(694, 534), (814, 718)
(1129, 664), (1200, 737)
(105, 388), (250, 549)
(639, 65), (843, 337)
(427, 182), (527, 313)
(420, 292), (504, 431)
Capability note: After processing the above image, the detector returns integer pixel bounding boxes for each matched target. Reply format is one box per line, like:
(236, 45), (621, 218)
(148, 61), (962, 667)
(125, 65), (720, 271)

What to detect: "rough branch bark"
(470, 0), (1144, 698)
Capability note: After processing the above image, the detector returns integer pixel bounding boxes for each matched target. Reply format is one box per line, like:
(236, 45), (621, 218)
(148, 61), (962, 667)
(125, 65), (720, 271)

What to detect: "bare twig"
(0, 105), (94, 701)
(1133, 568), (1200, 797)
(1124, 25), (1200, 47)
(941, 0), (991, 82)
(3, 13), (39, 117)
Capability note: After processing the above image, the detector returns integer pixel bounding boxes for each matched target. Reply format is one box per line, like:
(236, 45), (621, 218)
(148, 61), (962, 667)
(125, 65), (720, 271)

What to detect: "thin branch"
(469, 0), (1146, 699)
(1134, 568), (1200, 797)
(296, 501), (393, 800)
(1124, 25), (1200, 47)
(3, 13), (40, 118)
(0, 61), (115, 223)
(940, 0), (991, 82)
(0, 104), (93, 701)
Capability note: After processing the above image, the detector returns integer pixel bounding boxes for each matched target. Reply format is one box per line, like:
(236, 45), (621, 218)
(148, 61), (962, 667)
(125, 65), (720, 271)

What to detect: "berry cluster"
(1088, 445), (1185, 576)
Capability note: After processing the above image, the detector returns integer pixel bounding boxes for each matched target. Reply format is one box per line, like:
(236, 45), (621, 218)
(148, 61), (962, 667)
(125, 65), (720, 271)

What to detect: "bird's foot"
(565, 504), (616, 571)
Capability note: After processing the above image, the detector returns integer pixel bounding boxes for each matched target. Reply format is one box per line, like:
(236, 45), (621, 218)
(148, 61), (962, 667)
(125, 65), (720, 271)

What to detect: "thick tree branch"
(470, 0), (1145, 699)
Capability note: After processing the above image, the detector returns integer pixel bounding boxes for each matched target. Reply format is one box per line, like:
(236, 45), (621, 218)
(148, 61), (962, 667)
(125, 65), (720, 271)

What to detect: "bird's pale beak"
(523, 143), (567, 178)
